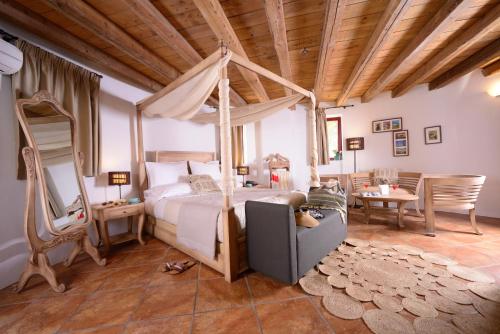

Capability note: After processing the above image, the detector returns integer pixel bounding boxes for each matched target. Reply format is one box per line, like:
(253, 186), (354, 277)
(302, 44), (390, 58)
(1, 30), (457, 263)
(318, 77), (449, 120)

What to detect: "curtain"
(192, 94), (303, 126)
(231, 126), (244, 167)
(316, 108), (330, 165)
(13, 40), (101, 178)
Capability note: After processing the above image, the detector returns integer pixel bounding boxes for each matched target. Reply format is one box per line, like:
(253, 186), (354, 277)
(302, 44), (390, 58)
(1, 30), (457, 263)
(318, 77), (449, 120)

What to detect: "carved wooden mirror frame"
(15, 90), (106, 293)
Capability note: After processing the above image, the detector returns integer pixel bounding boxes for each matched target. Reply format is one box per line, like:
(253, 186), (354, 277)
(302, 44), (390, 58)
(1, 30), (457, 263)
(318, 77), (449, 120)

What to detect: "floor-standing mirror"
(15, 90), (106, 293)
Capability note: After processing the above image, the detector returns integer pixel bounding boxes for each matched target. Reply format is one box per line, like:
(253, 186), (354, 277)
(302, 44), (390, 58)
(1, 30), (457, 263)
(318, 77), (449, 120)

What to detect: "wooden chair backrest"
(424, 175), (486, 210)
(398, 172), (423, 195)
(349, 172), (373, 192)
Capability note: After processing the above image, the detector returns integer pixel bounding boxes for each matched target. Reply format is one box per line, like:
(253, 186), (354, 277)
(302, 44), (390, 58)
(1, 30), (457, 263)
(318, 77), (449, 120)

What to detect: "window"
(327, 116), (342, 160)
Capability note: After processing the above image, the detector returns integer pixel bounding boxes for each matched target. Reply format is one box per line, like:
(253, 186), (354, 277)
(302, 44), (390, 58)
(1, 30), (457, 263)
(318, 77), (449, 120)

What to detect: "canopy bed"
(135, 45), (319, 282)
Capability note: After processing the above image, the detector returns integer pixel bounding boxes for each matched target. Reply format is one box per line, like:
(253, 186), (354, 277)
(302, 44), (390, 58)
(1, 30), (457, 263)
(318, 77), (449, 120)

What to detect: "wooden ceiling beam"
(392, 3), (500, 98)
(123, 0), (246, 107)
(44, 0), (179, 83)
(314, 0), (347, 99)
(192, 0), (270, 102)
(362, 0), (468, 103)
(264, 0), (293, 96)
(429, 38), (500, 90)
(0, 0), (162, 92)
(482, 59), (500, 77)
(336, 0), (411, 106)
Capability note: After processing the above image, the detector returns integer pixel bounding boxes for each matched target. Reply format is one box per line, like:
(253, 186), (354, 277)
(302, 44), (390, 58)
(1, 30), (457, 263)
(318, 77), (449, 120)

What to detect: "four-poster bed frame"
(135, 45), (319, 282)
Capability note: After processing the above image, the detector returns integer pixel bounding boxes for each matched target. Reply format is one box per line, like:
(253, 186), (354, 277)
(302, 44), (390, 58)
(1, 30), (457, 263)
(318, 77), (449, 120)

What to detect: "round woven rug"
(407, 257), (431, 268)
(417, 278), (438, 291)
(378, 285), (397, 296)
(436, 277), (468, 291)
(321, 256), (341, 267)
(373, 293), (403, 312)
(353, 259), (418, 288)
(413, 318), (462, 334)
(346, 284), (373, 302)
(468, 282), (500, 302)
(361, 280), (379, 291)
(345, 238), (370, 248)
(369, 240), (393, 250)
(402, 297), (439, 318)
(393, 244), (424, 256)
(472, 295), (500, 319)
(396, 286), (416, 298)
(410, 285), (430, 297)
(436, 286), (472, 305)
(299, 275), (332, 296)
(327, 274), (351, 289)
(447, 265), (495, 283)
(425, 292), (477, 314)
(427, 266), (452, 278)
(340, 267), (354, 276)
(420, 252), (457, 266)
(348, 273), (365, 285)
(322, 293), (364, 320)
(318, 264), (341, 276)
(354, 247), (373, 255)
(452, 314), (497, 334)
(362, 309), (415, 334)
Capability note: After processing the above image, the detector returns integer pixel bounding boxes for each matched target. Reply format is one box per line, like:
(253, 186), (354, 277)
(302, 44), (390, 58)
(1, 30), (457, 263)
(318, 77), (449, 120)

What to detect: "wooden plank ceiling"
(1, 0), (499, 106)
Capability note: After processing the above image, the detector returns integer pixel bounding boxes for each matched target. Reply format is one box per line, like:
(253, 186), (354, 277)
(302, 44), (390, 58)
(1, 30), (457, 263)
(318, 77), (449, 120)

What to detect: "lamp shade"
(236, 166), (250, 176)
(108, 171), (130, 186)
(346, 137), (365, 151)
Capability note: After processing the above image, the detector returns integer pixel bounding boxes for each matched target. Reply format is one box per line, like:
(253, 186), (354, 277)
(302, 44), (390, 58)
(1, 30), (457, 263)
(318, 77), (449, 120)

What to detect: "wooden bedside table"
(92, 202), (146, 255)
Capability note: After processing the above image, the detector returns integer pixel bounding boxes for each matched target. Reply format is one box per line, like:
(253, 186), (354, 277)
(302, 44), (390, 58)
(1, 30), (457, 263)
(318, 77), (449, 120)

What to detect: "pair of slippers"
(160, 260), (196, 275)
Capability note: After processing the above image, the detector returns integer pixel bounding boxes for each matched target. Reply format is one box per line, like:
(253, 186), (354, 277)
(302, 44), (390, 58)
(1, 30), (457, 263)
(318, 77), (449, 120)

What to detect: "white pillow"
(145, 161), (189, 188)
(144, 183), (192, 199)
(189, 160), (221, 181)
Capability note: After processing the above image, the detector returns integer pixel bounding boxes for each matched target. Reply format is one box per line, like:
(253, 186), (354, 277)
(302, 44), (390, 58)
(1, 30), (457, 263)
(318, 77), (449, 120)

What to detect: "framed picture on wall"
(393, 130), (409, 157)
(372, 117), (403, 133)
(424, 125), (442, 144)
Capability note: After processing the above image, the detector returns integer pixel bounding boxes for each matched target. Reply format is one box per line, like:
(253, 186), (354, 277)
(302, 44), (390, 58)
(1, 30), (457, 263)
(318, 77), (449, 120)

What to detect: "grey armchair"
(245, 201), (347, 284)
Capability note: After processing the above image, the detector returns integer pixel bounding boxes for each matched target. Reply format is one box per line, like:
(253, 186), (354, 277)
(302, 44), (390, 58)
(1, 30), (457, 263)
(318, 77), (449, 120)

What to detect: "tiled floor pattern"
(1, 211), (499, 333)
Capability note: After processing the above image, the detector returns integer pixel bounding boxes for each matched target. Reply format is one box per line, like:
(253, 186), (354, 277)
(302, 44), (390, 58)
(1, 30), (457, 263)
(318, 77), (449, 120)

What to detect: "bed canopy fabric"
(136, 47), (320, 203)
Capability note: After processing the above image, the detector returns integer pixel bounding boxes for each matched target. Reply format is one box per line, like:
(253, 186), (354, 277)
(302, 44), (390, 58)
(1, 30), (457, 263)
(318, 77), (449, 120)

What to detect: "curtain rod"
(324, 104), (354, 110)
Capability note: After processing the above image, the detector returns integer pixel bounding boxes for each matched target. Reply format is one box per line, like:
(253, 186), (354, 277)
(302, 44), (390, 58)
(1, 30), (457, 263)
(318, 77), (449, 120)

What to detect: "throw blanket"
(302, 186), (347, 224)
(177, 201), (220, 258)
(175, 189), (306, 258)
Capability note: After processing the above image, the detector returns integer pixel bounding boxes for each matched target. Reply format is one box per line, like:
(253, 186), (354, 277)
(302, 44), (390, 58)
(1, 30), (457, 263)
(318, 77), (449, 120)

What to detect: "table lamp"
(236, 166), (250, 186)
(346, 137), (365, 172)
(108, 171), (130, 199)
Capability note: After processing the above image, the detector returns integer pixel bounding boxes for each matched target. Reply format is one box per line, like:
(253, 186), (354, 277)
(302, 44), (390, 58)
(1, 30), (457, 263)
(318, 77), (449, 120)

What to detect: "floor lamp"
(346, 137), (365, 172)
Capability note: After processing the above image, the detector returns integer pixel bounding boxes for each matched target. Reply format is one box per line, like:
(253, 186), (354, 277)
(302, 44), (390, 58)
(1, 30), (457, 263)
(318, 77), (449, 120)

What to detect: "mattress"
(145, 187), (305, 242)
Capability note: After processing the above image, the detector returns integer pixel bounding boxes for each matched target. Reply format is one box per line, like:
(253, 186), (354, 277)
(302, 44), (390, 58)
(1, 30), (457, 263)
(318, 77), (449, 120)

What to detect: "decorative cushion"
(145, 161), (189, 188)
(190, 174), (220, 193)
(189, 160), (221, 181)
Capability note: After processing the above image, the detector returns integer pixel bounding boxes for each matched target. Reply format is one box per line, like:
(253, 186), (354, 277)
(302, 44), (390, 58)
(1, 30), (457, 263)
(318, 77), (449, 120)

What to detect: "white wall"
(245, 105), (310, 191)
(250, 70), (500, 217)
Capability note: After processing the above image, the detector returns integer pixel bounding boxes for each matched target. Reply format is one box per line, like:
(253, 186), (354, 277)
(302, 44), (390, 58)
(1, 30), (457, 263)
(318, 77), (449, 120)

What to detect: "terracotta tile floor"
(1, 211), (499, 334)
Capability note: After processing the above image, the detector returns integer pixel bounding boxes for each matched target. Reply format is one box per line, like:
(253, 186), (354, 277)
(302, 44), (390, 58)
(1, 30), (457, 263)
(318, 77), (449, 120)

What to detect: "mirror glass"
(23, 101), (86, 230)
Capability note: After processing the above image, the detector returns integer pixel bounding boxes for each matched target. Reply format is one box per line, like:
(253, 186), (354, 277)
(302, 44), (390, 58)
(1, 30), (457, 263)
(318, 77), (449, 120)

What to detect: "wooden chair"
(397, 172), (423, 216)
(349, 172), (373, 207)
(424, 175), (486, 236)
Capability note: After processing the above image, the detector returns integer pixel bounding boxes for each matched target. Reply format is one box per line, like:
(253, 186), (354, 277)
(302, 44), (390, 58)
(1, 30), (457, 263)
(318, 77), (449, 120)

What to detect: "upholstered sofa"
(245, 201), (347, 284)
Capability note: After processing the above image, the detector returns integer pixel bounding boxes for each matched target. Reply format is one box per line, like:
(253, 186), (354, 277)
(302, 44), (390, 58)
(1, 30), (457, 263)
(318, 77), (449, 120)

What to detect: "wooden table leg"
(137, 213), (146, 245)
(397, 201), (407, 228)
(97, 216), (111, 256)
(363, 199), (371, 224)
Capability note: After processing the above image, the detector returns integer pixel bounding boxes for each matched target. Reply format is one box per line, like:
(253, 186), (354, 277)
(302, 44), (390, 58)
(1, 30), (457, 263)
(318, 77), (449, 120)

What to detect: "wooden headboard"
(139, 150), (216, 199)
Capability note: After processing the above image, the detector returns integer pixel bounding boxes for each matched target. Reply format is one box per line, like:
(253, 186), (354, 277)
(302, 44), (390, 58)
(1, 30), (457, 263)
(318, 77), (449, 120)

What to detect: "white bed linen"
(145, 188), (305, 242)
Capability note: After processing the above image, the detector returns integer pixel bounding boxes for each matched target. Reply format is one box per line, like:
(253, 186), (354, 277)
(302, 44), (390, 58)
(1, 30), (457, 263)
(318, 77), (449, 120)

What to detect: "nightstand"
(92, 202), (146, 255)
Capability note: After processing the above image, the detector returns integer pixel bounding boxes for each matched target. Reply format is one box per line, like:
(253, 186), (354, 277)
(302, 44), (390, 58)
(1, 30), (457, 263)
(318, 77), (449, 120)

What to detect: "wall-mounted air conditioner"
(0, 39), (23, 75)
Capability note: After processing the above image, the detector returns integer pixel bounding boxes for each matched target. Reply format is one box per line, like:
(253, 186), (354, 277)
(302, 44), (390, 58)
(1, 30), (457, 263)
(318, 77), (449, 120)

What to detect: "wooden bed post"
(137, 109), (146, 201)
(219, 47), (239, 282)
(308, 96), (320, 188)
